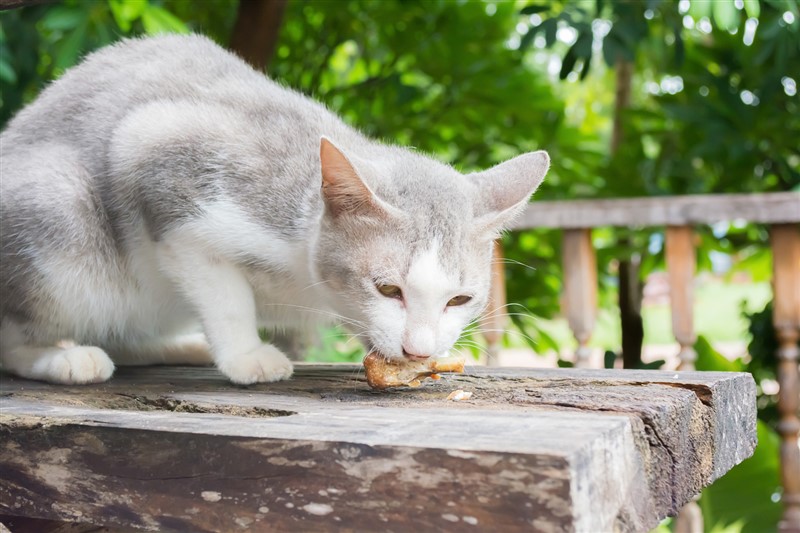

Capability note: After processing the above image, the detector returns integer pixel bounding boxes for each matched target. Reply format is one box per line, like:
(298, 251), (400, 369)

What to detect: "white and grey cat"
(0, 34), (549, 385)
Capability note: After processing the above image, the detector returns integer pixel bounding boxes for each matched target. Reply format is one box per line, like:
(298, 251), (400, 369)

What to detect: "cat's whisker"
(489, 258), (538, 272)
(260, 304), (367, 328)
(300, 279), (332, 292)
(478, 302), (535, 318)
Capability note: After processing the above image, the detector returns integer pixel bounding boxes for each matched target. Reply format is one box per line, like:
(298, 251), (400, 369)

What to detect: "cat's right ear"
(469, 150), (550, 235)
(320, 137), (392, 219)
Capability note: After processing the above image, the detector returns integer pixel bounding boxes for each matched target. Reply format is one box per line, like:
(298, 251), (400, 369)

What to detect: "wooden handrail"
(484, 192), (800, 530)
(512, 192), (800, 230)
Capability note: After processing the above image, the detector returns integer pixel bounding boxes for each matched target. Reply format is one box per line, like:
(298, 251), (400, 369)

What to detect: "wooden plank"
(512, 192), (800, 230)
(770, 224), (800, 532)
(562, 229), (597, 367)
(0, 365), (756, 533)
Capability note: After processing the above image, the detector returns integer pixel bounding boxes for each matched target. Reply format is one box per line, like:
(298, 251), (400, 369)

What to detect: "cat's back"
(2, 34), (285, 152)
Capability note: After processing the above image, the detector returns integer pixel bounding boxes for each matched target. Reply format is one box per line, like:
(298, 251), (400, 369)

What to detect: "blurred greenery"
(1, 1), (798, 531)
(694, 335), (783, 533)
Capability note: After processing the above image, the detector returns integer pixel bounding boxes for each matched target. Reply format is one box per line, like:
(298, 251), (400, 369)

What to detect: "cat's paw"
(217, 344), (294, 385)
(34, 346), (115, 384)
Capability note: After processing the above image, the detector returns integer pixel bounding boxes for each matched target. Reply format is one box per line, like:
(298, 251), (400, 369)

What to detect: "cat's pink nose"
(402, 348), (430, 361)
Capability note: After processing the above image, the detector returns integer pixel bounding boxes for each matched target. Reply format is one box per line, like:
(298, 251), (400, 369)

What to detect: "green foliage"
(695, 335), (745, 372)
(303, 326), (365, 364)
(693, 334), (783, 533)
(517, 0), (799, 329)
(0, 0), (234, 126)
(699, 420), (782, 533)
(745, 303), (782, 428)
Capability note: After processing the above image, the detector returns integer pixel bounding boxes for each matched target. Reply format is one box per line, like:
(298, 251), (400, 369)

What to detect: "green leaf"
(519, 26), (540, 50)
(41, 6), (86, 31)
(694, 335), (745, 372)
(141, 6), (189, 35)
(689, 0), (712, 20)
(603, 350), (617, 369)
(579, 52), (592, 80)
(699, 421), (781, 533)
(557, 359), (575, 368)
(638, 359), (666, 370)
(595, 0), (606, 16)
(0, 58), (16, 84)
(108, 0), (147, 33)
(674, 29), (685, 66)
(713, 0), (740, 32)
(520, 4), (550, 15)
(573, 30), (593, 58)
(542, 18), (558, 47)
(53, 19), (88, 71)
(602, 28), (635, 66)
(743, 0), (760, 18)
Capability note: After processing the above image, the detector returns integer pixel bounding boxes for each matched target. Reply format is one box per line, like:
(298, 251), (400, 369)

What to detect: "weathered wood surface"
(0, 365), (756, 533)
(512, 192), (800, 230)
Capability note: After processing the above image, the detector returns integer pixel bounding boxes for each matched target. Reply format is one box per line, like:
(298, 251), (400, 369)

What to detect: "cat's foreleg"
(159, 246), (293, 384)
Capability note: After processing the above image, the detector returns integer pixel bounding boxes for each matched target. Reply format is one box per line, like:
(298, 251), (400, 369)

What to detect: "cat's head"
(312, 137), (549, 362)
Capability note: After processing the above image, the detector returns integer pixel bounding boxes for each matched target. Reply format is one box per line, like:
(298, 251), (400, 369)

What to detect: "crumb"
(446, 390), (473, 401)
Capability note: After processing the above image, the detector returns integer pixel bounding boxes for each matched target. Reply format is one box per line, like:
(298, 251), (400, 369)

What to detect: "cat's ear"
(320, 136), (392, 219)
(469, 150), (550, 233)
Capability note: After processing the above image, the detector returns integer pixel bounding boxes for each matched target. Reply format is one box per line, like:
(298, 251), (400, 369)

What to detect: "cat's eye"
(377, 284), (403, 299)
(447, 295), (472, 307)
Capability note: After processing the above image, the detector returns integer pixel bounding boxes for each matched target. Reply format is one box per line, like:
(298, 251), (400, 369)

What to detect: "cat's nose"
(402, 327), (435, 360)
(402, 348), (430, 361)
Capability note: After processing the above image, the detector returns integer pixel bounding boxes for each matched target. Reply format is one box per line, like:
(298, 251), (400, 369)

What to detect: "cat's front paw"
(37, 346), (115, 384)
(217, 344), (294, 385)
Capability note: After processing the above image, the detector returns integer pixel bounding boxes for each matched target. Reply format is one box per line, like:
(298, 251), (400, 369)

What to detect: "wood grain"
(512, 192), (800, 230)
(0, 365), (756, 533)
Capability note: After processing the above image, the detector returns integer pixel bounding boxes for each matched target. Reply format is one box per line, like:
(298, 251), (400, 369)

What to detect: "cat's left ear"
(319, 137), (397, 219)
(469, 150), (550, 234)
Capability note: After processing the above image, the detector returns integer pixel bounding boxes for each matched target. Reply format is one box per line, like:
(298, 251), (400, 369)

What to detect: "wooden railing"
(483, 191), (800, 531)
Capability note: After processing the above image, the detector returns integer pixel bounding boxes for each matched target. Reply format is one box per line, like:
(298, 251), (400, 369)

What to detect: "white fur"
(0, 322), (114, 384)
(369, 241), (472, 360)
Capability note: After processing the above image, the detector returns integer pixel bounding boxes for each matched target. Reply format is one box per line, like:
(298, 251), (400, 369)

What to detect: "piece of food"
(446, 389), (473, 401)
(363, 352), (465, 390)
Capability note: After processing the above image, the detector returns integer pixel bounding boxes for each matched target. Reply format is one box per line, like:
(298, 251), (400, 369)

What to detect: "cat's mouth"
(402, 349), (431, 361)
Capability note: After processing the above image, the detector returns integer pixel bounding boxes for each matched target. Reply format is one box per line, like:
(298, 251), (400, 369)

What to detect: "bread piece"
(363, 352), (465, 390)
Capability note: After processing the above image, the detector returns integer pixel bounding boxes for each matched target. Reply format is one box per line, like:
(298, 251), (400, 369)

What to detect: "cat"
(0, 34), (549, 385)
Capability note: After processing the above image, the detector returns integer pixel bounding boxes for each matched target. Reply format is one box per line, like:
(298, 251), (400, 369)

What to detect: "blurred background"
(1, 0), (798, 531)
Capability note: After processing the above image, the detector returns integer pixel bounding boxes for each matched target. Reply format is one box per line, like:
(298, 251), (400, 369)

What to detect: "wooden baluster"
(479, 241), (507, 367)
(666, 226), (697, 370)
(667, 225), (703, 532)
(771, 224), (800, 532)
(562, 229), (597, 368)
